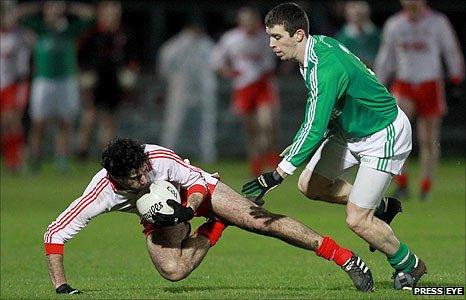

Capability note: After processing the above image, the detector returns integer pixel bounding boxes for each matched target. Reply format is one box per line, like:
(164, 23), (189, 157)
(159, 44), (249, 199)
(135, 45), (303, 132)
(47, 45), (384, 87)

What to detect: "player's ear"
(294, 29), (305, 43)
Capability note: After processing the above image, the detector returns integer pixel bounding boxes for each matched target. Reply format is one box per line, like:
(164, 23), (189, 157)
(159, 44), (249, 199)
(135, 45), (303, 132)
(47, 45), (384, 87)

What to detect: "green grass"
(1, 158), (465, 299)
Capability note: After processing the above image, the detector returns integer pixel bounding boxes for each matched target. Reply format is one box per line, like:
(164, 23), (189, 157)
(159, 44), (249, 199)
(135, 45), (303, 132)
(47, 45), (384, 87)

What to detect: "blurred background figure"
(158, 23), (218, 163)
(18, 1), (95, 173)
(212, 7), (280, 177)
(335, 1), (380, 68)
(77, 1), (139, 160)
(374, 0), (464, 200)
(0, 0), (31, 173)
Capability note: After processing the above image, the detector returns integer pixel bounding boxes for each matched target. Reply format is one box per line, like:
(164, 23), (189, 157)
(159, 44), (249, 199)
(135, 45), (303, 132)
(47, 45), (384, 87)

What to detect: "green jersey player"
(242, 3), (426, 290)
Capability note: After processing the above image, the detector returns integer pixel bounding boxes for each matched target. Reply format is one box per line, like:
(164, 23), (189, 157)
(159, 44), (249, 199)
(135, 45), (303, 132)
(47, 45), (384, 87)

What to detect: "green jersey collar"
(300, 35), (316, 79)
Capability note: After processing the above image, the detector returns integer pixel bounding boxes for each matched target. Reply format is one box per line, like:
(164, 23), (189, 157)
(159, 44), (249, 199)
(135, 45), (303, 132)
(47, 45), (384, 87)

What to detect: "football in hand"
(136, 181), (181, 223)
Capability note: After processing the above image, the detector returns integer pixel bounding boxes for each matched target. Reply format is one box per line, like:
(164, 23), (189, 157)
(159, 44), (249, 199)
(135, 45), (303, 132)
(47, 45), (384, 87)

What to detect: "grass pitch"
(1, 158), (464, 299)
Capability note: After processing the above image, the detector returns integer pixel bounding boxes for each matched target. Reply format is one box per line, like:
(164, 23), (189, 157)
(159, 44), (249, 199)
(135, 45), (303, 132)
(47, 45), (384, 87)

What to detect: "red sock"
(196, 219), (227, 246)
(315, 236), (353, 267)
(394, 173), (408, 188)
(265, 152), (280, 167)
(250, 157), (263, 177)
(420, 178), (431, 193)
(2, 132), (24, 170)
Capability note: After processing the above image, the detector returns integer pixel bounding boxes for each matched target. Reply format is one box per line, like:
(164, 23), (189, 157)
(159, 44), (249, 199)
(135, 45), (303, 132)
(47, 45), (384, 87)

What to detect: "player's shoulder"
(221, 28), (243, 42)
(144, 144), (183, 164)
(384, 12), (405, 29)
(84, 168), (115, 195)
(427, 9), (451, 26)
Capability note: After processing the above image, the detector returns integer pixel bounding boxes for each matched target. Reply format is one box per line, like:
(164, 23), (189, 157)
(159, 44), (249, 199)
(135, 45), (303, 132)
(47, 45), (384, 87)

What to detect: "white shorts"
(29, 77), (80, 121)
(305, 108), (412, 208)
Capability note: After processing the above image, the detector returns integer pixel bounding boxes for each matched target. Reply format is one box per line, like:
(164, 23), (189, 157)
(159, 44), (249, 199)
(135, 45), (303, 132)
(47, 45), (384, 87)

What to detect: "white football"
(136, 180), (181, 223)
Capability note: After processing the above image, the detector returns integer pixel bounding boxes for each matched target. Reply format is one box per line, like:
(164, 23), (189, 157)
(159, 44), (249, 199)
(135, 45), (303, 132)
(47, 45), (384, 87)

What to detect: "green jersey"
(21, 15), (94, 79)
(280, 35), (398, 174)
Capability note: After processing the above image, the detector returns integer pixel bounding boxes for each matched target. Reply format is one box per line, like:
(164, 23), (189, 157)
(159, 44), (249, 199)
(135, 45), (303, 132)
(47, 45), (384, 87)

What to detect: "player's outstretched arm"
(46, 254), (81, 294)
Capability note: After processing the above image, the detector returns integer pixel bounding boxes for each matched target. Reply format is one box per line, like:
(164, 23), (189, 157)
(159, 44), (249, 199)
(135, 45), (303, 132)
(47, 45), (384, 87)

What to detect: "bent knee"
(158, 261), (189, 282)
(345, 208), (369, 234)
(298, 171), (326, 200)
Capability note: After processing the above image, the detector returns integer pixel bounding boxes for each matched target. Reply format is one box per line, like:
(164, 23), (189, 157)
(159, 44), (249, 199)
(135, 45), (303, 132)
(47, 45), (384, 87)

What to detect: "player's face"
(118, 164), (150, 192)
(266, 24), (298, 61)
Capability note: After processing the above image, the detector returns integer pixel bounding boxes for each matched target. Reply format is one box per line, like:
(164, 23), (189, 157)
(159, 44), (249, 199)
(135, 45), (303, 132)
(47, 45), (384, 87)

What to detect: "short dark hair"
(101, 138), (147, 178)
(265, 2), (309, 36)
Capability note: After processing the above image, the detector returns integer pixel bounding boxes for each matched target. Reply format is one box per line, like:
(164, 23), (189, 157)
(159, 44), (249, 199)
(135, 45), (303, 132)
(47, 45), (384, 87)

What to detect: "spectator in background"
(335, 1), (380, 68)
(374, 0), (464, 200)
(158, 23), (217, 164)
(18, 1), (95, 173)
(212, 7), (280, 177)
(0, 1), (31, 173)
(77, 1), (139, 159)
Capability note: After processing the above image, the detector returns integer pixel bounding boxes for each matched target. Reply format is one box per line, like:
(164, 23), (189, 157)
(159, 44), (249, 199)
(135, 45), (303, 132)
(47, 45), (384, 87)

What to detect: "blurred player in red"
(375, 0), (464, 200)
(212, 7), (280, 176)
(0, 1), (30, 172)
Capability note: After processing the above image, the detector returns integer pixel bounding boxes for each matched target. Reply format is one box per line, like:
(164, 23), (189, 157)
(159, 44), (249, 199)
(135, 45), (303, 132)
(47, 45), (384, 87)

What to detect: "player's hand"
(56, 283), (81, 295)
(241, 171), (284, 206)
(151, 200), (194, 227)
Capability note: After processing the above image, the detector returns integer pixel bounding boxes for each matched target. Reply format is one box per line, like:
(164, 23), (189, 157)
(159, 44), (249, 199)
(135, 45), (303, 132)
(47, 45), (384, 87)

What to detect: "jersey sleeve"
(278, 56), (348, 175)
(437, 15), (465, 84)
(147, 149), (209, 197)
(374, 19), (397, 85)
(43, 173), (113, 255)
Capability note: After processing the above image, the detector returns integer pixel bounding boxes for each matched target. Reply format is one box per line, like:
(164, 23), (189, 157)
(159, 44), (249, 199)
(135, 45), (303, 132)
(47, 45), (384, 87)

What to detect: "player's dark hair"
(101, 138), (147, 178)
(265, 2), (309, 36)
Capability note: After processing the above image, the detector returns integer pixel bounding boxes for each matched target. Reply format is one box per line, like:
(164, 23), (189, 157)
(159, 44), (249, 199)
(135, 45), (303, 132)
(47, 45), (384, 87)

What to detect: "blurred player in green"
(18, 1), (94, 173)
(242, 3), (426, 290)
(335, 1), (380, 69)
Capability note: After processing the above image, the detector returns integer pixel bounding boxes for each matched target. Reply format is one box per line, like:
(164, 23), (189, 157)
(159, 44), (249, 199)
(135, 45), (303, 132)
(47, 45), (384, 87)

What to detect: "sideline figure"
(374, 0), (464, 200)
(44, 138), (374, 294)
(242, 3), (426, 290)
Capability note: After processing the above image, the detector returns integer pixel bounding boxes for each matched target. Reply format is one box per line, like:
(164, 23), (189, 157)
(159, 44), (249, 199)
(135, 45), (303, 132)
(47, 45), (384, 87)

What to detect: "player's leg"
(297, 135), (356, 204)
(199, 92), (217, 163)
(77, 90), (96, 159)
(161, 93), (186, 151)
(416, 116), (441, 200)
(256, 78), (280, 169)
(297, 135), (403, 236)
(1, 85), (25, 172)
(55, 77), (80, 172)
(146, 222), (212, 282)
(28, 78), (51, 173)
(392, 93), (416, 199)
(210, 181), (374, 291)
(345, 166), (426, 289)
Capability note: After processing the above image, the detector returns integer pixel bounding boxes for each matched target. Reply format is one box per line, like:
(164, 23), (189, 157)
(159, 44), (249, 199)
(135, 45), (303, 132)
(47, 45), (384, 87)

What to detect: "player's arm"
(374, 20), (397, 85)
(44, 175), (113, 293)
(438, 15), (465, 85)
(242, 58), (348, 202)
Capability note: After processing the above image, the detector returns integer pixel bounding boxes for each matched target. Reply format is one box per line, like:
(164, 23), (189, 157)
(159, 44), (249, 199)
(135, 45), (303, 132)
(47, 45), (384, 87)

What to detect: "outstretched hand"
(241, 171), (284, 206)
(151, 200), (194, 227)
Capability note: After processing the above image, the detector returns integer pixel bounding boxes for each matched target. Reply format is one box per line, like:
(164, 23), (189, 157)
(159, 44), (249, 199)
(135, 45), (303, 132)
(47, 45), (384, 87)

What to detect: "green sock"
(387, 241), (417, 272)
(374, 197), (387, 218)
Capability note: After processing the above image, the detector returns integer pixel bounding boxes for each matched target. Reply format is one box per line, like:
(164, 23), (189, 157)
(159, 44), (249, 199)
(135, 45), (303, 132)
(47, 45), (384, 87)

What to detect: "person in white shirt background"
(374, 0), (464, 200)
(212, 7), (280, 177)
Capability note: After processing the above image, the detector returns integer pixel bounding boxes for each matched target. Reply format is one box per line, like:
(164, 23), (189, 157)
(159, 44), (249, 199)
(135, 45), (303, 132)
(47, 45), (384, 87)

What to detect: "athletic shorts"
(141, 182), (218, 237)
(29, 77), (80, 120)
(232, 75), (278, 115)
(306, 108), (412, 179)
(0, 83), (28, 112)
(391, 79), (446, 117)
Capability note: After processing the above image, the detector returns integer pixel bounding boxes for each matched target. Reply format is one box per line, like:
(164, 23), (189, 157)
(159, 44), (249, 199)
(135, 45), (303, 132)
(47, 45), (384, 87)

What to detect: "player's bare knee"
(345, 211), (367, 235)
(298, 170), (322, 199)
(158, 261), (189, 282)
